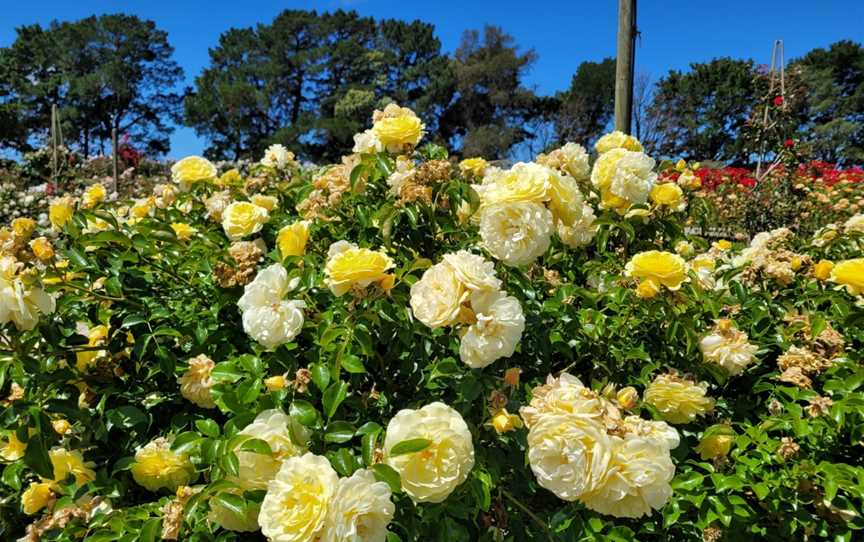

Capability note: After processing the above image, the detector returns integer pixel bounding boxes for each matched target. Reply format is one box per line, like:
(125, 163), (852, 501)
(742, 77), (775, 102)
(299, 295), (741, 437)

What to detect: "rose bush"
(0, 103), (862, 542)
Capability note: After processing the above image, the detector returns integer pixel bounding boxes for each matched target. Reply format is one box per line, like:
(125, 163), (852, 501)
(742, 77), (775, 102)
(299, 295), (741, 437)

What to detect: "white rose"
(177, 354), (217, 409)
(384, 402), (474, 503)
(237, 264), (305, 349)
(259, 453), (338, 542)
(478, 201), (553, 267)
(0, 270), (55, 331)
(474, 162), (552, 207)
(526, 413), (612, 501)
(320, 469), (394, 542)
(609, 151), (657, 205)
(410, 262), (467, 329)
(843, 213), (864, 234)
(459, 293), (525, 369)
(581, 434), (675, 518)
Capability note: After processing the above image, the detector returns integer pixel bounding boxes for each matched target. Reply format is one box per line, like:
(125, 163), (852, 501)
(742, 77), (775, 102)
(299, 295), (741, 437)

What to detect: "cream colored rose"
(259, 453), (338, 542)
(178, 354), (217, 408)
(410, 262), (467, 329)
(519, 372), (613, 428)
(700, 323), (759, 376)
(204, 190), (232, 221)
(459, 293), (525, 368)
(237, 264), (305, 349)
(222, 202), (269, 241)
(234, 409), (308, 491)
(619, 416), (680, 451)
(321, 469), (395, 542)
(478, 201), (553, 267)
(844, 213), (864, 234)
(644, 374), (715, 424)
(609, 151), (656, 205)
(442, 250), (502, 301)
(546, 171), (586, 227)
(251, 194), (279, 212)
(581, 434), (675, 518)
(352, 129), (384, 154)
(384, 402), (474, 503)
(527, 413), (612, 501)
(557, 203), (598, 248)
(260, 144), (296, 169)
(0, 260), (55, 331)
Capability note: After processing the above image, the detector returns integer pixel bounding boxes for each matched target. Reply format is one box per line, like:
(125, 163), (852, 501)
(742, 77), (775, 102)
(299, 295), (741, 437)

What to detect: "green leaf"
(195, 419), (220, 438)
(340, 354), (366, 374)
(322, 381), (348, 419)
(388, 438), (432, 457)
(238, 438), (272, 456)
(324, 421), (356, 443)
(139, 518), (160, 542)
(372, 463), (401, 493)
(311, 363), (330, 391)
(289, 400), (319, 426)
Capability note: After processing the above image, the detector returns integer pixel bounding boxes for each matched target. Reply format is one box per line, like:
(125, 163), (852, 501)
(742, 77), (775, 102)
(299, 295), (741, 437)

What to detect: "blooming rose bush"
(0, 103), (862, 542)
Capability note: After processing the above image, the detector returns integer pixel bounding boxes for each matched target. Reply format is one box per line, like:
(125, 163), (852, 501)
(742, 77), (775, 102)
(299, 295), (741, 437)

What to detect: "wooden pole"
(112, 126), (119, 195)
(615, 0), (637, 134)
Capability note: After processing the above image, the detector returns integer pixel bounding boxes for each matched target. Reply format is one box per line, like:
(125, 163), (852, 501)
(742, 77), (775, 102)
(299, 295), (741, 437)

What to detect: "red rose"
(784, 139), (794, 148)
(773, 96), (784, 106)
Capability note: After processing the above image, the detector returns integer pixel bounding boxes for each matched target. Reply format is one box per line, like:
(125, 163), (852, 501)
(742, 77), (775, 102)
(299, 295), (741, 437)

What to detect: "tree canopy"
(0, 15), (183, 157)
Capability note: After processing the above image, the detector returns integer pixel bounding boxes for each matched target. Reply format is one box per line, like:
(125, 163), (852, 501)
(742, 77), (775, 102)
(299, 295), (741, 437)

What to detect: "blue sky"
(3, 0), (863, 158)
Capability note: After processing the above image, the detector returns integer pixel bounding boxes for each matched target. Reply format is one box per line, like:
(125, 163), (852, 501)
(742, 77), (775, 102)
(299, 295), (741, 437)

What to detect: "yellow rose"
(170, 223), (197, 241)
(372, 115), (424, 151)
(130, 197), (155, 219)
(258, 453), (338, 542)
(75, 325), (109, 373)
(459, 157), (489, 177)
(264, 375), (287, 391)
(251, 194), (279, 211)
(81, 184), (106, 209)
(221, 202), (269, 241)
(131, 438), (196, 492)
(52, 419), (72, 435)
(649, 183), (684, 209)
(49, 196), (75, 229)
(21, 481), (56, 515)
(625, 251), (688, 291)
(277, 221), (310, 259)
(635, 279), (661, 299)
(695, 425), (734, 460)
(594, 130), (643, 154)
(12, 217), (36, 238)
(50, 448), (96, 485)
(30, 237), (55, 261)
(384, 402), (475, 503)
(644, 374), (715, 424)
(0, 431), (27, 460)
(324, 241), (394, 297)
(616, 387), (639, 410)
(171, 156), (217, 185)
(475, 162), (552, 207)
(813, 260), (834, 281)
(490, 408), (523, 434)
(712, 239), (732, 251)
(830, 258), (864, 295)
(675, 240), (695, 258)
(218, 168), (243, 187)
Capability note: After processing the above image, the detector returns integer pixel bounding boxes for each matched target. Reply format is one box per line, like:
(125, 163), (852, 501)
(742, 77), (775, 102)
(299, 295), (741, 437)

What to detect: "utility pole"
(615, 0), (637, 134)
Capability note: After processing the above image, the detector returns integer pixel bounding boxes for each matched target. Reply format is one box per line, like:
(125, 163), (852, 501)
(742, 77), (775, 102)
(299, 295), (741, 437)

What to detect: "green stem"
(501, 488), (556, 541)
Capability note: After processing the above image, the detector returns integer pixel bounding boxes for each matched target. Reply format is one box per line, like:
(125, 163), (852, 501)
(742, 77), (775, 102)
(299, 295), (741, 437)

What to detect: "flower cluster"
(411, 250), (525, 368)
